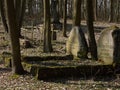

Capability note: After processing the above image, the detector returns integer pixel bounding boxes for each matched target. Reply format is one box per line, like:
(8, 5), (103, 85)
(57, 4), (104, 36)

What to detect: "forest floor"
(0, 21), (120, 90)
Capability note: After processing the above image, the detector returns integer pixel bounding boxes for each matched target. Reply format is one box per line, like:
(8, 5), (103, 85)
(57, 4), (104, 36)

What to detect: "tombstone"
(66, 26), (88, 59)
(20, 39), (32, 48)
(1, 51), (11, 67)
(51, 23), (62, 40)
(97, 26), (120, 65)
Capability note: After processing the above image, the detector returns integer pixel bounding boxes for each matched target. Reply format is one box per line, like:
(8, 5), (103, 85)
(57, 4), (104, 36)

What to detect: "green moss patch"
(9, 74), (20, 79)
(0, 52), (12, 67)
(4, 57), (11, 67)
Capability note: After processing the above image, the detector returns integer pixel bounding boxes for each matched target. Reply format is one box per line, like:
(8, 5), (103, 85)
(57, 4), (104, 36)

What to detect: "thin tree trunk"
(109, 0), (114, 22)
(18, 0), (26, 37)
(58, 0), (63, 18)
(0, 0), (8, 32)
(5, 0), (25, 74)
(116, 0), (120, 22)
(104, 0), (107, 21)
(73, 0), (81, 26)
(51, 0), (60, 24)
(93, 0), (97, 21)
(86, 0), (98, 60)
(14, 0), (26, 37)
(43, 0), (53, 53)
(28, 0), (33, 16)
(81, 0), (86, 20)
(15, 0), (22, 37)
(63, 0), (67, 37)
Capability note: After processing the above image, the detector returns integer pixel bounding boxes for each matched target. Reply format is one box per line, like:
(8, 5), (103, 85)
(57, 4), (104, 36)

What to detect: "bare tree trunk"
(5, 0), (25, 74)
(0, 0), (8, 32)
(63, 0), (67, 37)
(19, 0), (26, 27)
(104, 0), (107, 21)
(109, 0), (114, 22)
(81, 0), (86, 20)
(51, 0), (60, 24)
(14, 0), (26, 37)
(93, 0), (97, 21)
(28, 0), (33, 16)
(58, 0), (63, 18)
(73, 0), (81, 26)
(19, 0), (26, 37)
(115, 0), (120, 22)
(43, 0), (53, 53)
(14, 0), (21, 35)
(86, 0), (98, 60)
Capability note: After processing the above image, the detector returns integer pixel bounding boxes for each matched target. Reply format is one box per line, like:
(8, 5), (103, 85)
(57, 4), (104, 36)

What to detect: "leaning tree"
(4, 0), (25, 74)
(0, 0), (8, 32)
(0, 0), (26, 37)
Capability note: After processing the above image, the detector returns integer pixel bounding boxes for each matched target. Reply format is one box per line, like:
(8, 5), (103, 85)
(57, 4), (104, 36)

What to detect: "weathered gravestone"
(20, 39), (32, 48)
(98, 26), (120, 65)
(66, 26), (88, 59)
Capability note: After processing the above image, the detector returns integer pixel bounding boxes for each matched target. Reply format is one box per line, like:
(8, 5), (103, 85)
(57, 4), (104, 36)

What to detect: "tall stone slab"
(97, 26), (120, 65)
(66, 26), (88, 59)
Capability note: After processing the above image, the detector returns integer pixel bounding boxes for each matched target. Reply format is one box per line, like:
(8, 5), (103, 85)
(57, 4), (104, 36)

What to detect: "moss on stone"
(1, 52), (12, 67)
(9, 74), (20, 79)
(22, 62), (32, 72)
(22, 61), (119, 80)
(4, 57), (11, 67)
(73, 56), (80, 60)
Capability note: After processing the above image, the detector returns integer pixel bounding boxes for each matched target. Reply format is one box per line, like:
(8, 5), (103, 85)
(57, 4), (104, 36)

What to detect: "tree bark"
(28, 0), (33, 16)
(81, 0), (86, 20)
(93, 0), (97, 21)
(86, 0), (98, 60)
(19, 0), (26, 37)
(51, 0), (60, 24)
(58, 0), (63, 18)
(63, 0), (67, 37)
(5, 0), (25, 74)
(19, 0), (26, 28)
(109, 0), (114, 22)
(115, 0), (120, 22)
(14, 0), (26, 37)
(0, 0), (8, 32)
(73, 0), (81, 26)
(43, 0), (53, 53)
(104, 0), (107, 21)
